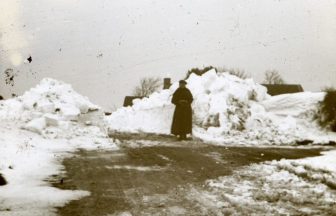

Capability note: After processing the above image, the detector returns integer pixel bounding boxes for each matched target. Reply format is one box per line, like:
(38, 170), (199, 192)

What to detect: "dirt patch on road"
(53, 139), (323, 216)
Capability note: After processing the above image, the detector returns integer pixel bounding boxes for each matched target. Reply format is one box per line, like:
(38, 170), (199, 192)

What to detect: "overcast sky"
(0, 0), (335, 109)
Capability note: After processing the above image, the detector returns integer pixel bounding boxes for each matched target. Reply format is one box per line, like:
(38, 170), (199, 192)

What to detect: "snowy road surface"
(53, 136), (336, 216)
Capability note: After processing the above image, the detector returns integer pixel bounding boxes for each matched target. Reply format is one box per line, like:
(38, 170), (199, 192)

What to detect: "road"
(52, 134), (325, 216)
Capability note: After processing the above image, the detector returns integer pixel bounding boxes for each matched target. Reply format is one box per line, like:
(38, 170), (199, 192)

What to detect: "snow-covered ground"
(106, 69), (336, 145)
(1, 75), (336, 215)
(0, 78), (117, 215)
(188, 150), (336, 215)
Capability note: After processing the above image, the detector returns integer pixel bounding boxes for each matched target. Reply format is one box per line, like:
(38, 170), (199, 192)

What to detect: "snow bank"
(107, 69), (336, 145)
(0, 78), (116, 215)
(1, 78), (99, 119)
(256, 92), (336, 144)
(107, 69), (267, 134)
(0, 78), (101, 138)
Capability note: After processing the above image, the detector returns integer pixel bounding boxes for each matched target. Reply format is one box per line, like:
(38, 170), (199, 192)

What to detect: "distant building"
(262, 84), (304, 96)
(123, 96), (144, 107)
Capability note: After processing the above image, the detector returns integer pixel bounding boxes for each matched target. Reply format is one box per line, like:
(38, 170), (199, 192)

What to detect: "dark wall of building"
(123, 96), (144, 107)
(163, 78), (171, 89)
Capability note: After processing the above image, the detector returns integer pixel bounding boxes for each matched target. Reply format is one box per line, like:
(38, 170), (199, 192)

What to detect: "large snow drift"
(107, 69), (336, 145)
(0, 78), (101, 137)
(0, 78), (116, 215)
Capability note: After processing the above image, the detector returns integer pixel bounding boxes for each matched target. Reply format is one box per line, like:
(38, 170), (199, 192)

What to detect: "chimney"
(163, 78), (171, 89)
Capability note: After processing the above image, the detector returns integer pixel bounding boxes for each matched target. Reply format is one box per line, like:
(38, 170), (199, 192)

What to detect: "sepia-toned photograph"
(0, 0), (335, 215)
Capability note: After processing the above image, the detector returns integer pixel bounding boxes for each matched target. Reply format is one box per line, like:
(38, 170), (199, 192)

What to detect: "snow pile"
(107, 69), (336, 145)
(189, 150), (336, 215)
(107, 90), (175, 134)
(0, 78), (100, 137)
(107, 69), (268, 133)
(256, 92), (336, 144)
(0, 78), (117, 215)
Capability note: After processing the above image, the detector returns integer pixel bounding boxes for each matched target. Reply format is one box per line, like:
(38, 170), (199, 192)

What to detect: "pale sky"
(0, 0), (335, 109)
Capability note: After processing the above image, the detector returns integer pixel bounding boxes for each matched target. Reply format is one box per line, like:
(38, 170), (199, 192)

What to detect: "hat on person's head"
(179, 80), (187, 84)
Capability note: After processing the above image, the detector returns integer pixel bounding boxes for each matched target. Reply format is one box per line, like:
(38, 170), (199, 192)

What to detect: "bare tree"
(216, 66), (250, 79)
(227, 68), (250, 79)
(263, 70), (285, 84)
(133, 77), (161, 97)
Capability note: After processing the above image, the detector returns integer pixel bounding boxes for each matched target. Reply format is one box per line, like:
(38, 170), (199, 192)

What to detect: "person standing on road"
(171, 80), (193, 141)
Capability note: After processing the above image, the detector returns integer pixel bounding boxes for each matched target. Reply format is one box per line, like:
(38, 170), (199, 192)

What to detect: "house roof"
(262, 84), (304, 96)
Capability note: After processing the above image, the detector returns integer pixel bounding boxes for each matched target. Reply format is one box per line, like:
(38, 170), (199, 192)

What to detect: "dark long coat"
(171, 87), (193, 135)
